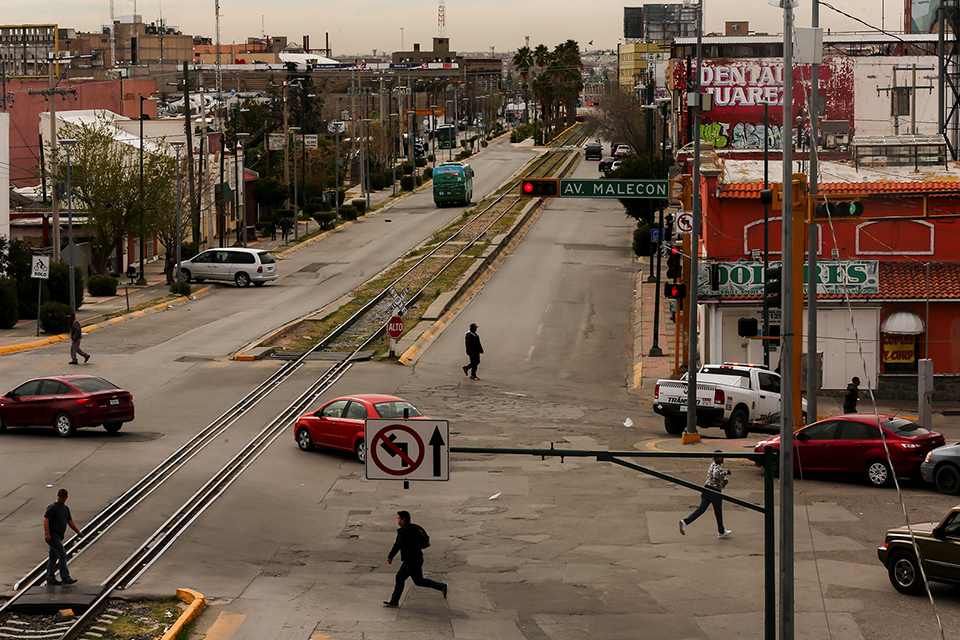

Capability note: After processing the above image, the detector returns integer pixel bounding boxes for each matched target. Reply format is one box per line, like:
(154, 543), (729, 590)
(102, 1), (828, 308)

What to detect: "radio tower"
(438, 0), (445, 37)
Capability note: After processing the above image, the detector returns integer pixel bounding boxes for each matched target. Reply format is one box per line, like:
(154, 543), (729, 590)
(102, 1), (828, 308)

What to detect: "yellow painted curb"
(159, 588), (206, 640)
(681, 432), (702, 445)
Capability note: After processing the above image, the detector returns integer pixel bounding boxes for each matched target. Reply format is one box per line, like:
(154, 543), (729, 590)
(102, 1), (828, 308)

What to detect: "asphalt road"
(3, 141), (960, 640)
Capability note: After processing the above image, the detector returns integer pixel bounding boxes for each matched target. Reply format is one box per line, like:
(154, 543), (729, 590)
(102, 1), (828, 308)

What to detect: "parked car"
(179, 247), (278, 287)
(754, 414), (944, 487)
(654, 363), (805, 438)
(0, 375), (135, 437)
(584, 143), (602, 160)
(598, 157), (616, 171)
(920, 442), (960, 494)
(878, 504), (960, 594)
(294, 394), (425, 462)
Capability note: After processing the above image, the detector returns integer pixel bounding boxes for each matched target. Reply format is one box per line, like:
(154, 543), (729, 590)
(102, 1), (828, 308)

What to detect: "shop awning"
(880, 309), (925, 335)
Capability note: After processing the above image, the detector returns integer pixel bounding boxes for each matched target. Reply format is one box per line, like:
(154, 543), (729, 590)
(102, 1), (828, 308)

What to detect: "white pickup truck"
(653, 363), (806, 439)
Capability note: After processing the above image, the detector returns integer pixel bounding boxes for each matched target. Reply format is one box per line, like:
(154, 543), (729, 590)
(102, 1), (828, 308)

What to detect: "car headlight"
(925, 451), (934, 463)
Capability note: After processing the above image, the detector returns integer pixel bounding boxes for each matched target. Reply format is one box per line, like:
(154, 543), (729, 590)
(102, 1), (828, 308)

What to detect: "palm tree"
(512, 46), (534, 124)
(532, 44), (549, 126)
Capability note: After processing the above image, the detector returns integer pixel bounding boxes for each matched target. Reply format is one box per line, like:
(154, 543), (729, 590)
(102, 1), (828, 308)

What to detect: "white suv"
(179, 248), (278, 287)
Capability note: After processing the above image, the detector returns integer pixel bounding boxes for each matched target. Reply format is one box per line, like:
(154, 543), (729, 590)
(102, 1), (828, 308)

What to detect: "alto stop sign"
(387, 315), (404, 339)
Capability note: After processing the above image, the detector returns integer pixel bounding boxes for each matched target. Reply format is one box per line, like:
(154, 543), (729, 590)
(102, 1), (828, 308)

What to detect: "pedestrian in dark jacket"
(164, 254), (175, 285)
(68, 313), (89, 364)
(843, 376), (860, 413)
(462, 323), (483, 380)
(44, 488), (82, 585)
(383, 510), (447, 607)
(280, 217), (292, 241)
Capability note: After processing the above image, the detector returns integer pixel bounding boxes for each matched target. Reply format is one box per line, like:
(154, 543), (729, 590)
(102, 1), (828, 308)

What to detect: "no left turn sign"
(675, 211), (693, 234)
(365, 419), (449, 481)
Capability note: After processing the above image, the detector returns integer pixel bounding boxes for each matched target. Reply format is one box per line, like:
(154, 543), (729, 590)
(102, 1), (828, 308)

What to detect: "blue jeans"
(389, 556), (445, 604)
(46, 535), (70, 583)
(683, 490), (725, 534)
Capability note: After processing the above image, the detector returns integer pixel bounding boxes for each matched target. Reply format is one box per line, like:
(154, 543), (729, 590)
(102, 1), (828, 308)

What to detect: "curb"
(159, 588), (205, 640)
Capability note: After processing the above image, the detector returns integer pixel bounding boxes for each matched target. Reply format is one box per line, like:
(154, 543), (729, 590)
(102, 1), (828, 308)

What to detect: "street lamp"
(641, 97), (672, 357)
(137, 95), (158, 285)
(390, 113), (399, 196)
(170, 140), (186, 284)
(445, 99), (454, 160)
(60, 138), (77, 312)
(290, 126), (301, 241)
(362, 119), (372, 210)
(328, 120), (346, 221)
(429, 105), (437, 170)
(236, 132), (249, 247)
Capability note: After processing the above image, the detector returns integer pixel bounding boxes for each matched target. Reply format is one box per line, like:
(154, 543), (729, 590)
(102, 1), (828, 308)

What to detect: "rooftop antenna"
(438, 0), (445, 37)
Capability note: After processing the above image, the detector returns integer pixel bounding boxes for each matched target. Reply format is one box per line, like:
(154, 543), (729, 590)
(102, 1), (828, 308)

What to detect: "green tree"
(512, 46), (534, 124)
(608, 153), (672, 224)
(251, 177), (289, 220)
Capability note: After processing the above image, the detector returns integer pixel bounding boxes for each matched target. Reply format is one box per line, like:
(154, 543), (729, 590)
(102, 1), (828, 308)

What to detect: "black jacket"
(388, 522), (423, 562)
(465, 330), (483, 357)
(843, 383), (859, 412)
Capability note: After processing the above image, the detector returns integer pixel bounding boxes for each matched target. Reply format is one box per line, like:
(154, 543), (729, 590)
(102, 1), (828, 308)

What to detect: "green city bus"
(432, 162), (475, 206)
(434, 124), (457, 149)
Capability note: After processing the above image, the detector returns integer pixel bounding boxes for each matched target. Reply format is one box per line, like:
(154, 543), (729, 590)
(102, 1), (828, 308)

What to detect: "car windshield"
(374, 401), (423, 419)
(71, 377), (119, 393)
(883, 417), (931, 436)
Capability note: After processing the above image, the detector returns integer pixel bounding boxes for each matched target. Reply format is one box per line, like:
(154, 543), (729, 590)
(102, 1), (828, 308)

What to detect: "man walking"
(844, 376), (860, 413)
(462, 323), (483, 380)
(383, 510), (447, 607)
(68, 313), (90, 365)
(679, 451), (732, 539)
(44, 488), (82, 585)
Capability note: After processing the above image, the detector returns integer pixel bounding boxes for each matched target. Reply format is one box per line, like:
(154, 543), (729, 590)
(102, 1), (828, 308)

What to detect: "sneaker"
(442, 584), (448, 600)
(62, 578), (77, 585)
(718, 529), (732, 539)
(83, 355), (90, 363)
(462, 365), (469, 377)
(47, 580), (62, 586)
(679, 520), (686, 536)
(382, 601), (399, 608)
(470, 376), (480, 380)
(68, 361), (78, 365)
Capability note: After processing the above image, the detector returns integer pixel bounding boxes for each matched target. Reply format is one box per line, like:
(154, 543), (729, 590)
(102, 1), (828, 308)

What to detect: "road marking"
(526, 345), (535, 361)
(202, 611), (246, 640)
(537, 323), (543, 335)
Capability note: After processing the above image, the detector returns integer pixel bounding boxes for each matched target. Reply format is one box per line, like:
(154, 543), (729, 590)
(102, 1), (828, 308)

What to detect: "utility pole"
(808, 10), (823, 426)
(183, 62), (199, 243)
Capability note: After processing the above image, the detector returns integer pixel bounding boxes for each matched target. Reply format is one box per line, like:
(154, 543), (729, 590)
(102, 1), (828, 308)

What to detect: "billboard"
(672, 58), (855, 149)
(908, 0), (940, 32)
(624, 7), (644, 39)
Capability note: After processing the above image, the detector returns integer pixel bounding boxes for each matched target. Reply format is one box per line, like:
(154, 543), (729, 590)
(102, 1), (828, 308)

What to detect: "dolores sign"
(701, 260), (879, 296)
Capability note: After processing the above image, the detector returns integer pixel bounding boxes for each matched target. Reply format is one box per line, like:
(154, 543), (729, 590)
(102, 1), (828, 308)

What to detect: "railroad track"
(0, 139), (580, 640)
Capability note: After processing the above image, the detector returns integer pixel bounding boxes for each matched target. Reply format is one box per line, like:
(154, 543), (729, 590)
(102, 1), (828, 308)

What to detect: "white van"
(179, 248), (278, 287)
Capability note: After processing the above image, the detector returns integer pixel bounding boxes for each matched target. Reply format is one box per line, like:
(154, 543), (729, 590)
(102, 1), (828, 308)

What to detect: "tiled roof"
(715, 262), (960, 301)
(719, 181), (960, 198)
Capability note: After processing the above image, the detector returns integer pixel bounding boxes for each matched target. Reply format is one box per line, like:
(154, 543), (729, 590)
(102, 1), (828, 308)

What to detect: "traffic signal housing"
(815, 200), (864, 218)
(765, 265), (782, 309)
(665, 245), (682, 280)
(738, 317), (759, 337)
(520, 178), (560, 197)
(664, 282), (687, 299)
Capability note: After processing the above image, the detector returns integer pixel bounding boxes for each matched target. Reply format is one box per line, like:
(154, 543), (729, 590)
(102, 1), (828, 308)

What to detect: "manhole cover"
(455, 506), (507, 515)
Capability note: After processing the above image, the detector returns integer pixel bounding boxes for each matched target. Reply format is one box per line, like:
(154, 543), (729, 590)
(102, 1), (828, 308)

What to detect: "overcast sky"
(10, 0), (902, 56)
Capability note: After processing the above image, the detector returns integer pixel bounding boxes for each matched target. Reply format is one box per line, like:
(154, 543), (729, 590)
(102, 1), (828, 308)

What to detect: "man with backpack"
(383, 510), (447, 607)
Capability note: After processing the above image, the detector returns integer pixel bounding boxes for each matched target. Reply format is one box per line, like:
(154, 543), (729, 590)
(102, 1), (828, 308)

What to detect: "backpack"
(413, 523), (431, 549)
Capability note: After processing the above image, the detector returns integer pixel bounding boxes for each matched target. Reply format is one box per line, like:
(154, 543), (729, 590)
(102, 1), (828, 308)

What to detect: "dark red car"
(0, 375), (135, 437)
(754, 414), (944, 487)
(294, 394), (424, 462)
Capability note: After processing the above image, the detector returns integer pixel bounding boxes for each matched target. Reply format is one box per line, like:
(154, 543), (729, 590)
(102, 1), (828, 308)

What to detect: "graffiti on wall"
(699, 121), (786, 150)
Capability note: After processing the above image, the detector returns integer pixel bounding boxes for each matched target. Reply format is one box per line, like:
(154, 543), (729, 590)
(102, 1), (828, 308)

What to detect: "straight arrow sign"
(429, 427), (446, 477)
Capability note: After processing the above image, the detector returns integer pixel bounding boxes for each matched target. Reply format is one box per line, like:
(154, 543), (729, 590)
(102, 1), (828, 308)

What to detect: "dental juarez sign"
(672, 58), (855, 149)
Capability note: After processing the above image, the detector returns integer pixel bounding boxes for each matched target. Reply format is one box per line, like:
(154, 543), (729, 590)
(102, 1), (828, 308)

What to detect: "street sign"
(558, 179), (669, 199)
(387, 315), (404, 339)
(31, 255), (50, 279)
(676, 211), (694, 234)
(651, 228), (660, 242)
(365, 419), (450, 481)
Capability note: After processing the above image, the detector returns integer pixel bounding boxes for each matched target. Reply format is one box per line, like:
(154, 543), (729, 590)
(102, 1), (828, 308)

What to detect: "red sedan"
(0, 375), (135, 437)
(754, 414), (944, 487)
(294, 394), (424, 462)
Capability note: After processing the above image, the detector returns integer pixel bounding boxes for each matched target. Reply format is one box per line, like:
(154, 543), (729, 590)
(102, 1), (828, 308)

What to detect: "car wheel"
(103, 422), (122, 434)
(54, 412), (75, 438)
(664, 415), (684, 435)
(180, 268), (192, 283)
(888, 552), (924, 595)
(253, 281), (265, 287)
(355, 439), (366, 463)
(296, 427), (314, 452)
(865, 459), (891, 487)
(935, 464), (960, 495)
(235, 272), (251, 288)
(725, 408), (749, 439)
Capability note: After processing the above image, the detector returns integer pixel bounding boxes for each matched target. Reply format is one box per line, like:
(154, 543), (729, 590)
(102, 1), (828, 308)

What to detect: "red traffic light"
(519, 178), (560, 197)
(664, 283), (687, 299)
